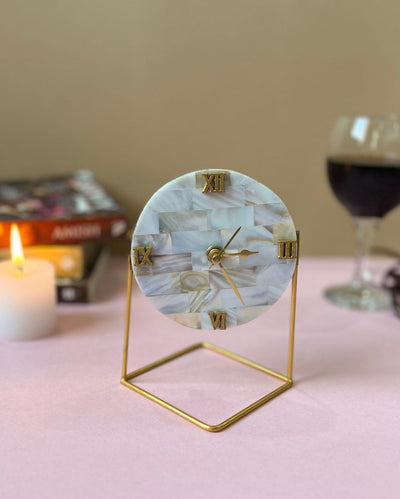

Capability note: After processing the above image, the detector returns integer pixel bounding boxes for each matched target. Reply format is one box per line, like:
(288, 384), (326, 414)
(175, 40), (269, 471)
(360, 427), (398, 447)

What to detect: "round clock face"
(131, 170), (296, 330)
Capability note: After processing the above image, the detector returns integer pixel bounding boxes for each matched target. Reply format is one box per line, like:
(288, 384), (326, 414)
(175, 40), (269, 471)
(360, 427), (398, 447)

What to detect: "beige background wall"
(1, 1), (399, 255)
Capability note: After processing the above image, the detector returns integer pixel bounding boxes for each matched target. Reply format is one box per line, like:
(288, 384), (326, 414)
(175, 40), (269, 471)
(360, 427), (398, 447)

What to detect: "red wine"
(327, 155), (400, 217)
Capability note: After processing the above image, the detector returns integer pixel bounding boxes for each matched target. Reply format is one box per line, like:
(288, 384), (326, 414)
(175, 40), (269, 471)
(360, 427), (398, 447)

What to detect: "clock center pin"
(206, 245), (224, 265)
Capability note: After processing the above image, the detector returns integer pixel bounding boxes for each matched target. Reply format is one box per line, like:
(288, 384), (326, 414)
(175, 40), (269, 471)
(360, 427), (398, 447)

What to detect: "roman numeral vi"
(208, 311), (227, 330)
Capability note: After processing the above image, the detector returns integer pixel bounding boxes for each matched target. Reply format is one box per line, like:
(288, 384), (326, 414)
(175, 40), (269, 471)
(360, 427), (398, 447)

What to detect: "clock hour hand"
(209, 248), (259, 269)
(222, 249), (259, 258)
(218, 262), (245, 305)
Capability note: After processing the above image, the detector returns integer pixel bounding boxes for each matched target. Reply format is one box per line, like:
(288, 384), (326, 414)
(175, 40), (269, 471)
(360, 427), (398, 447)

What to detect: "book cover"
(0, 170), (128, 247)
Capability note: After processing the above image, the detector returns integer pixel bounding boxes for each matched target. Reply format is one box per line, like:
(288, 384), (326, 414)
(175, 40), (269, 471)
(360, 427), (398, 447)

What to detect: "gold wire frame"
(121, 232), (300, 432)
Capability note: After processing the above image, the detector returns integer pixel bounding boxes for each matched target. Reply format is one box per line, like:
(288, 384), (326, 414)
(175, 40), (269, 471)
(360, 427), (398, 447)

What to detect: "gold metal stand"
(121, 233), (299, 432)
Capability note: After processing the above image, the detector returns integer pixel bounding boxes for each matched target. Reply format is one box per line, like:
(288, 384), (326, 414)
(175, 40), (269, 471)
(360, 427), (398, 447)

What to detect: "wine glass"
(325, 114), (400, 310)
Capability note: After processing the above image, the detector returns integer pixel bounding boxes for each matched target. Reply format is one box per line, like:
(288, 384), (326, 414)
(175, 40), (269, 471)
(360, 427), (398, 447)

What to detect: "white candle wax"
(0, 258), (56, 341)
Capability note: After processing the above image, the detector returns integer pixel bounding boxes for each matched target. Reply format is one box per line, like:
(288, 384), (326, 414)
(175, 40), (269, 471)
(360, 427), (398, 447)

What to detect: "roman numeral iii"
(202, 173), (226, 193)
(208, 311), (227, 330)
(277, 241), (297, 259)
(133, 246), (153, 266)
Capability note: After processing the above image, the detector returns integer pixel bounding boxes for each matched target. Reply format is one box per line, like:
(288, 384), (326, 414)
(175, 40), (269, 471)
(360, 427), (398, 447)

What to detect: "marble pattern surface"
(132, 169), (296, 330)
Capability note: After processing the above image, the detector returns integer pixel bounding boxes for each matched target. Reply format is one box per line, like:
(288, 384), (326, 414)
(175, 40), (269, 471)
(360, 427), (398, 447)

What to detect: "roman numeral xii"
(202, 173), (226, 193)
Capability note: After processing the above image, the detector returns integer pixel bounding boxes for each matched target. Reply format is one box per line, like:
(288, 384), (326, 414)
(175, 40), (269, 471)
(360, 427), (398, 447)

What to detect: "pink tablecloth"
(1, 256), (399, 499)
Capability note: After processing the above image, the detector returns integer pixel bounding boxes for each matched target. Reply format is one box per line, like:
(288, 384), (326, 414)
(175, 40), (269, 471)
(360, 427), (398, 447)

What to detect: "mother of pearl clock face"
(131, 170), (296, 330)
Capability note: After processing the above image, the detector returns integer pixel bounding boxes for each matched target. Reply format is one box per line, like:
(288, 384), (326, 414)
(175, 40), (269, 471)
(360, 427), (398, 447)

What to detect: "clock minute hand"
(222, 249), (259, 258)
(218, 262), (244, 305)
(223, 226), (242, 251)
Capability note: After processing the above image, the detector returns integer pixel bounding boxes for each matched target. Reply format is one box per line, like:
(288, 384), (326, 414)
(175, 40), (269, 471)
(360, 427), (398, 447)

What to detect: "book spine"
(56, 248), (109, 304)
(57, 283), (89, 303)
(0, 216), (128, 248)
(0, 245), (86, 279)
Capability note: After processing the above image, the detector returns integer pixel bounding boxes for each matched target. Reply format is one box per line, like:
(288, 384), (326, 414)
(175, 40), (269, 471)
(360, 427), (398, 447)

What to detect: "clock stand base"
(121, 237), (299, 433)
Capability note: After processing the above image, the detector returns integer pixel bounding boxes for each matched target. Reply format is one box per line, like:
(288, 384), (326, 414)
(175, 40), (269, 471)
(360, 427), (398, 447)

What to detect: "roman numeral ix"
(133, 246), (153, 266)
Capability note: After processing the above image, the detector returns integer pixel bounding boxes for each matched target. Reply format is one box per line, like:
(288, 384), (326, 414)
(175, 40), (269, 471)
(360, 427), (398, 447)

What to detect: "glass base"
(324, 282), (393, 311)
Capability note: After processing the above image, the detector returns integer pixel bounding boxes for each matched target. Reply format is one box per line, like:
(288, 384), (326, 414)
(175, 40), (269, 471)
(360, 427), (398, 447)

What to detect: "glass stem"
(352, 216), (380, 286)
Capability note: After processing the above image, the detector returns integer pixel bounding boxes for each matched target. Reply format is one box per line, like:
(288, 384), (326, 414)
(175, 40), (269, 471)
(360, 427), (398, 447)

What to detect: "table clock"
(121, 169), (299, 431)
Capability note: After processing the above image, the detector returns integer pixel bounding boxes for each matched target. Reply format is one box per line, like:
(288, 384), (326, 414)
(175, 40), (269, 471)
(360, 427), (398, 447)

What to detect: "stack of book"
(0, 170), (128, 303)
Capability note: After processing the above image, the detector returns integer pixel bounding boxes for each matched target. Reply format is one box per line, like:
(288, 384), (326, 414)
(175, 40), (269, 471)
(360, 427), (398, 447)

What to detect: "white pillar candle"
(0, 225), (56, 341)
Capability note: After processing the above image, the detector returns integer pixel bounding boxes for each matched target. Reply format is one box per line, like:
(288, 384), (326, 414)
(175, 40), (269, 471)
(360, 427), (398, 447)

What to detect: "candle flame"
(11, 224), (25, 270)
